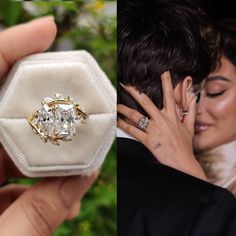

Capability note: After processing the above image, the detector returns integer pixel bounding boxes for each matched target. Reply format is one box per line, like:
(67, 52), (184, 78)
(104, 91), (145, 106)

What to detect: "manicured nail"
(120, 82), (126, 88)
(162, 71), (170, 79)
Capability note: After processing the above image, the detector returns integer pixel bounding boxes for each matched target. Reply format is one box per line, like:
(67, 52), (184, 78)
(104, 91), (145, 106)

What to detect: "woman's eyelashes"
(204, 82), (227, 98)
(204, 76), (231, 98)
(206, 90), (225, 98)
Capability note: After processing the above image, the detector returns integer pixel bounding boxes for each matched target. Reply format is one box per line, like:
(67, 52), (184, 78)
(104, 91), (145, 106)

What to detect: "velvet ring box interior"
(0, 50), (116, 177)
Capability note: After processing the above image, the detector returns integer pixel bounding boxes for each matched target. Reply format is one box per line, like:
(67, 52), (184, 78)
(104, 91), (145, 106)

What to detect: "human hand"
(118, 71), (207, 180)
(0, 17), (98, 236)
(0, 15), (58, 182)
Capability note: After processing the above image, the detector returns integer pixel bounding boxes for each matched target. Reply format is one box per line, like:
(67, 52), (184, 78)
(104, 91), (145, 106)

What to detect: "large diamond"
(30, 95), (80, 145)
(37, 102), (77, 140)
(28, 94), (88, 145)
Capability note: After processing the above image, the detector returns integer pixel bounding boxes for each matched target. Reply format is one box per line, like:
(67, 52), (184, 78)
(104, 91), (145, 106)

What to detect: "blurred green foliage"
(0, 1), (116, 236)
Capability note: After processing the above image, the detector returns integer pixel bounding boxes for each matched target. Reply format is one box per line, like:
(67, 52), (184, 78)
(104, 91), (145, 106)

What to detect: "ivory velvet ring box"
(0, 51), (116, 177)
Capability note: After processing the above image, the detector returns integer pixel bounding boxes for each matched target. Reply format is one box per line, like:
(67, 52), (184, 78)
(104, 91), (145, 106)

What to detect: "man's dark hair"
(217, 18), (236, 67)
(118, 0), (220, 115)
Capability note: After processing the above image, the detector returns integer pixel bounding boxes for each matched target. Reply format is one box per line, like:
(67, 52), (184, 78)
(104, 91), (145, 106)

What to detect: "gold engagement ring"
(28, 94), (88, 145)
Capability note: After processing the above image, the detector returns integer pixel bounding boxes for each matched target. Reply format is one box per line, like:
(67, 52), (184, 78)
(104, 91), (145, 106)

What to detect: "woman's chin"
(193, 128), (216, 153)
(193, 130), (236, 154)
(193, 136), (212, 154)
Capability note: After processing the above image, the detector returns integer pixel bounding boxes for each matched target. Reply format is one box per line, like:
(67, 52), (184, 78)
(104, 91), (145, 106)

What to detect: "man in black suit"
(117, 1), (236, 235)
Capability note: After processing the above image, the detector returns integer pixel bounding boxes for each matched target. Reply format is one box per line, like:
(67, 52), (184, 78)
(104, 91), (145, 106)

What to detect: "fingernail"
(120, 82), (126, 88)
(60, 172), (98, 207)
(162, 71), (169, 79)
(30, 15), (55, 23)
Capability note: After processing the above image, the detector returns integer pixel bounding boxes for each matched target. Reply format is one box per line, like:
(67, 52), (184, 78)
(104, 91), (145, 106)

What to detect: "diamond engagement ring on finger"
(138, 116), (149, 129)
(27, 93), (88, 145)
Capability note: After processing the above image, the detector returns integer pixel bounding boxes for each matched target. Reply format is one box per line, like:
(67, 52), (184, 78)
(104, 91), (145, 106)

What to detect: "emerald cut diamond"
(28, 94), (88, 145)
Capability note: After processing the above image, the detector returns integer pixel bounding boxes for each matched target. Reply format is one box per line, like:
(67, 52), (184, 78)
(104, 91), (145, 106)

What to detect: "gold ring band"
(28, 94), (88, 145)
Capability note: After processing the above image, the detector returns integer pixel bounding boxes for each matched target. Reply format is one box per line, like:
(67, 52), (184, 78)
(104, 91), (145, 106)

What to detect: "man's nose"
(196, 93), (204, 115)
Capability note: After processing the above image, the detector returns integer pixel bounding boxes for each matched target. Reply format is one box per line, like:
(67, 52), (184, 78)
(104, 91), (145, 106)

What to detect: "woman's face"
(193, 56), (236, 153)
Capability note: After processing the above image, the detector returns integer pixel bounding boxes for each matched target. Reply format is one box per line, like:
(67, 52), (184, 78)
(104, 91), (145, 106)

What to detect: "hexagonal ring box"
(0, 51), (116, 177)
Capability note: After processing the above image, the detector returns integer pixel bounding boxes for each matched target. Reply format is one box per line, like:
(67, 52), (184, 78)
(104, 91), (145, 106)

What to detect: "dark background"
(199, 0), (236, 20)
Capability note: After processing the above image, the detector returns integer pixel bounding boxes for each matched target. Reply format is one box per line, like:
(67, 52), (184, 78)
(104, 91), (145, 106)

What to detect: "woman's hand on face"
(118, 71), (207, 180)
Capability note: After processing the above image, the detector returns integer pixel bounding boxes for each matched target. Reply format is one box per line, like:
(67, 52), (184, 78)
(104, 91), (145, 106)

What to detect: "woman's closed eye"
(204, 76), (231, 98)
(206, 90), (225, 98)
(205, 83), (227, 98)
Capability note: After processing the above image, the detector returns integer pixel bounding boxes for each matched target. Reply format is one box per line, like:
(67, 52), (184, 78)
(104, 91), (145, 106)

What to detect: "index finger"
(0, 16), (57, 78)
(120, 83), (161, 119)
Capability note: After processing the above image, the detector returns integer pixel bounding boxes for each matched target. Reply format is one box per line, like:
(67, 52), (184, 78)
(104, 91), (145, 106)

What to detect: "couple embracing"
(117, 1), (236, 235)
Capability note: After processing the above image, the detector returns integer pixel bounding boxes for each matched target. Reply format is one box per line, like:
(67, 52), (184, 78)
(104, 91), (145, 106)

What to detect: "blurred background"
(0, 1), (116, 236)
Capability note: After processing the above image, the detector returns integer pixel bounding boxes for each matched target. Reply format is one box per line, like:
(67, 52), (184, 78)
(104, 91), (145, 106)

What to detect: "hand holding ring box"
(0, 50), (116, 177)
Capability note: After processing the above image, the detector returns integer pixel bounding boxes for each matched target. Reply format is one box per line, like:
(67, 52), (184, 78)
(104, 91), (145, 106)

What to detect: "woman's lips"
(194, 122), (212, 134)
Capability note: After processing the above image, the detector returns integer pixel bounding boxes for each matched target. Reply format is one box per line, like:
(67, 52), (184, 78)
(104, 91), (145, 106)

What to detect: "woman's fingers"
(161, 71), (175, 112)
(118, 104), (145, 125)
(120, 71), (176, 119)
(117, 119), (145, 141)
(0, 184), (30, 214)
(120, 84), (161, 119)
(182, 95), (197, 136)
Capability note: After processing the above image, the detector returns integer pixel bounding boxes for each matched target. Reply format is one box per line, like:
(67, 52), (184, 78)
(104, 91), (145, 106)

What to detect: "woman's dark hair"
(217, 18), (236, 67)
(118, 0), (220, 115)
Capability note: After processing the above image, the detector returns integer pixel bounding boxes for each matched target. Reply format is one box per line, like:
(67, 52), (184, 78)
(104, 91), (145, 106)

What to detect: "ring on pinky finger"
(117, 118), (145, 141)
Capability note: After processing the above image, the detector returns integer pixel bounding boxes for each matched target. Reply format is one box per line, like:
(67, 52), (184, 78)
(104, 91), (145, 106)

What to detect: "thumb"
(182, 95), (197, 136)
(0, 172), (98, 236)
(0, 16), (57, 78)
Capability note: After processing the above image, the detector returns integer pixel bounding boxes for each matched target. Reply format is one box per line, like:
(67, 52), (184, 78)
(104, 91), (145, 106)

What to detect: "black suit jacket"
(118, 138), (236, 236)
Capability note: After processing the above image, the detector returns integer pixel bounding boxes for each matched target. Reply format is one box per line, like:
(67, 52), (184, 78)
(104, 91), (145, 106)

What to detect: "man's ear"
(174, 76), (194, 114)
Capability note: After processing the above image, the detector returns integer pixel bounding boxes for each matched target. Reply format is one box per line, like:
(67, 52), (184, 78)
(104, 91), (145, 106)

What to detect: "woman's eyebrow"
(205, 76), (231, 82)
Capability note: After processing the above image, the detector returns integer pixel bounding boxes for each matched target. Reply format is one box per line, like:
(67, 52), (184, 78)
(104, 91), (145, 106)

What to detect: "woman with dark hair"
(194, 19), (236, 195)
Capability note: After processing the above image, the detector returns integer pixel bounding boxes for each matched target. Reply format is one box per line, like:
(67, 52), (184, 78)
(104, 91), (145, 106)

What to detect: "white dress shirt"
(117, 127), (138, 141)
